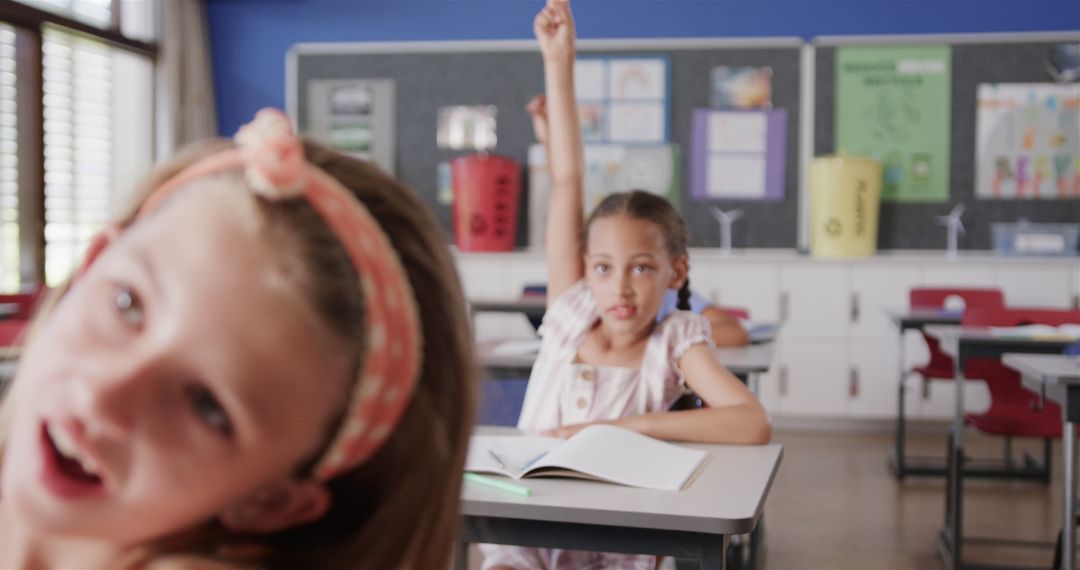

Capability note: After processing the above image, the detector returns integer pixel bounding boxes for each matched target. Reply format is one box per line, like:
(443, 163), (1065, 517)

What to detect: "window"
(0, 1), (156, 292)
(0, 24), (16, 292)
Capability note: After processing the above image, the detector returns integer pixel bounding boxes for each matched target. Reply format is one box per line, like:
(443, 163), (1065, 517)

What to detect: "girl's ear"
(668, 255), (689, 289)
(75, 224), (122, 279)
(219, 478), (331, 534)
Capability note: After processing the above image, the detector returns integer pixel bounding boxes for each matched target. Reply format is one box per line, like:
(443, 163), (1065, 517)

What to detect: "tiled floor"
(469, 427), (1064, 569)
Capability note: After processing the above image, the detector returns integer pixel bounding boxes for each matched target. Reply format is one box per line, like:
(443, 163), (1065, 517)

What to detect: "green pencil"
(464, 472), (532, 497)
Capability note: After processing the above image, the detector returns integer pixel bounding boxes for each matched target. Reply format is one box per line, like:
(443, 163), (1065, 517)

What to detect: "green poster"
(836, 45), (951, 202)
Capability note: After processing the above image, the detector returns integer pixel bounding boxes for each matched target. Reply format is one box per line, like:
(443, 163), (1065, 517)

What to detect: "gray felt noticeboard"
(289, 38), (804, 249)
(814, 34), (1080, 251)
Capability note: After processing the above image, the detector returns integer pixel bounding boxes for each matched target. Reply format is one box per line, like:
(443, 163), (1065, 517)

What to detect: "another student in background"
(657, 290), (750, 347)
(527, 98), (750, 349)
(0, 110), (474, 569)
(480, 1), (770, 568)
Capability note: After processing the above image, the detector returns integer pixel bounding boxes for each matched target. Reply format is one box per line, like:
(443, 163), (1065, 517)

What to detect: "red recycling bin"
(451, 154), (520, 252)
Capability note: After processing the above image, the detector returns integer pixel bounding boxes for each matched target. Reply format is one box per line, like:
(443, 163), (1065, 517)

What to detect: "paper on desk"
(491, 338), (543, 356)
(989, 324), (1080, 340)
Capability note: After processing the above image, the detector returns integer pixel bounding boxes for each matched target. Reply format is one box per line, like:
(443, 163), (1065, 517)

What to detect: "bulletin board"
(288, 38), (804, 249)
(814, 33), (1080, 250)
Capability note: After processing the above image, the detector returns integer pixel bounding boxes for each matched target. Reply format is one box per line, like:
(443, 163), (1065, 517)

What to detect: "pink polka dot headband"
(133, 108), (422, 481)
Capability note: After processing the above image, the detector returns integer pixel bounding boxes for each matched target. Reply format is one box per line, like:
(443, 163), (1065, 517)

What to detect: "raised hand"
(526, 94), (549, 147)
(533, 0), (575, 62)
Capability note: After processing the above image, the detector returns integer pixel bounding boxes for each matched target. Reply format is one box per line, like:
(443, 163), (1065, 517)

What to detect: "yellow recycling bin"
(809, 155), (883, 258)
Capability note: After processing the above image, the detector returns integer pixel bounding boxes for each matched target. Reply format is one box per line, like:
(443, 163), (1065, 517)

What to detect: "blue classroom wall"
(206, 0), (1080, 136)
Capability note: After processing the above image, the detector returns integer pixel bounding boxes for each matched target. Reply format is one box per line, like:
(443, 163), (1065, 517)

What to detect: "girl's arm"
(534, 0), (584, 303)
(545, 344), (772, 444)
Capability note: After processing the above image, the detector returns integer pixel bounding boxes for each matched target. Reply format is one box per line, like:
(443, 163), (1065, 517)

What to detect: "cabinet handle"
(850, 293), (860, 323)
(779, 366), (789, 397)
(779, 291), (789, 323)
(850, 367), (860, 398)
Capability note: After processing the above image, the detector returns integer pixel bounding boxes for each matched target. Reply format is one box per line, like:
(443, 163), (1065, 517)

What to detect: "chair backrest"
(909, 288), (1006, 377)
(909, 287), (1004, 311)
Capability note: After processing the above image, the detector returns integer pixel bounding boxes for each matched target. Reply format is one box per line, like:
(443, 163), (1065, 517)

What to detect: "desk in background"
(1006, 354), (1080, 570)
(459, 426), (783, 570)
(887, 309), (964, 478)
(926, 325), (1078, 570)
(477, 340), (776, 396)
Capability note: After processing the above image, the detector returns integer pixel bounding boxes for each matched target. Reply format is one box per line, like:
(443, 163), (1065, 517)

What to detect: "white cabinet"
(922, 263), (996, 288)
(779, 264), (850, 338)
(996, 263), (1076, 308)
(697, 262), (781, 322)
(775, 340), (849, 417)
(848, 339), (903, 418)
(850, 263), (923, 339)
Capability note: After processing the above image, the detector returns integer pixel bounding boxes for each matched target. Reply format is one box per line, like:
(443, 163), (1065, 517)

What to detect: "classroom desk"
(886, 309), (964, 477)
(1006, 354), (1080, 570)
(926, 325), (1078, 570)
(477, 340), (776, 396)
(469, 297), (546, 322)
(458, 426), (783, 570)
(470, 297), (778, 345)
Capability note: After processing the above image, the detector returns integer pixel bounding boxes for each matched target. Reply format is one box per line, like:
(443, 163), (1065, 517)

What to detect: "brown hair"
(0, 139), (476, 569)
(583, 190), (692, 310)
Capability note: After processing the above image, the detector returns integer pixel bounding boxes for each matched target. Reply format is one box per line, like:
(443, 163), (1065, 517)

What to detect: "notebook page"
(465, 434), (562, 478)
(529, 424), (707, 491)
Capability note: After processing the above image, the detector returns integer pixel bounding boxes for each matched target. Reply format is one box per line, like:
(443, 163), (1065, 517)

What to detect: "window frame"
(0, 0), (157, 288)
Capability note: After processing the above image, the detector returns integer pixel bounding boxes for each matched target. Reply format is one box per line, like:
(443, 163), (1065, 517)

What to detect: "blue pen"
(521, 451), (548, 471)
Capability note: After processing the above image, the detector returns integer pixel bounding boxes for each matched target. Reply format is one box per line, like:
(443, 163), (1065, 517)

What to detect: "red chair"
(0, 285), (46, 351)
(961, 307), (1080, 470)
(894, 287), (1005, 478)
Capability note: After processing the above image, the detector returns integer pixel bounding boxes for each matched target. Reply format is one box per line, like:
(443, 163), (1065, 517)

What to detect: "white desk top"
(462, 426), (783, 535)
(1005, 354), (1080, 385)
(925, 324), (1079, 359)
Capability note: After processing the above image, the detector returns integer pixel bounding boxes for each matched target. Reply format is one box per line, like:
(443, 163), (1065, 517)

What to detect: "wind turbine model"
(936, 203), (966, 258)
(710, 207), (744, 255)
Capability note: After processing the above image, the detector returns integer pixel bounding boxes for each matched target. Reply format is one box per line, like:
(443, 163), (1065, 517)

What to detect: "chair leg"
(1044, 438), (1054, 486)
(1004, 435), (1014, 467)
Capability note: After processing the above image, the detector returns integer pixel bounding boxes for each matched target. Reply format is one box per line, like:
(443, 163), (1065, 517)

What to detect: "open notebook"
(466, 424), (707, 491)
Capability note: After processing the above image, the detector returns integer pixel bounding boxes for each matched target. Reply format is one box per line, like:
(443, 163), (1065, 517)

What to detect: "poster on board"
(574, 56), (670, 144)
(835, 46), (951, 203)
(305, 79), (396, 174)
(527, 143), (678, 246)
(690, 108), (786, 200)
(975, 83), (1080, 199)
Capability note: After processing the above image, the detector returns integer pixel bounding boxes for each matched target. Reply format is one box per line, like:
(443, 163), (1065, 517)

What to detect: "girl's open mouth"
(39, 421), (105, 499)
(608, 305), (637, 319)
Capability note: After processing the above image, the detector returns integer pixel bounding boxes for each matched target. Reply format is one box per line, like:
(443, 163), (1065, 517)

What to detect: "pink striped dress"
(480, 281), (713, 570)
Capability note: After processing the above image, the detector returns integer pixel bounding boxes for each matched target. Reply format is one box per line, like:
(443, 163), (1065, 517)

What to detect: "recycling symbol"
(825, 218), (842, 236)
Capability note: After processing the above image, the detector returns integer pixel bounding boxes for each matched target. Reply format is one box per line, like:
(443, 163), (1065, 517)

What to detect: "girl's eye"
(113, 285), (145, 327)
(185, 385), (234, 438)
(634, 264), (652, 274)
(593, 263), (609, 274)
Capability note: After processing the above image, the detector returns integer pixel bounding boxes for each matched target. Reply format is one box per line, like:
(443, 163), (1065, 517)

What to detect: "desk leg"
(895, 332), (908, 477)
(700, 534), (730, 570)
(1065, 418), (1076, 570)
(455, 539), (468, 570)
(944, 358), (967, 569)
(749, 372), (760, 398)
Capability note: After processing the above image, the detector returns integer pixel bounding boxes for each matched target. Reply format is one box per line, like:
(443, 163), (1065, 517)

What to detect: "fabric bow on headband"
(137, 108), (422, 481)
